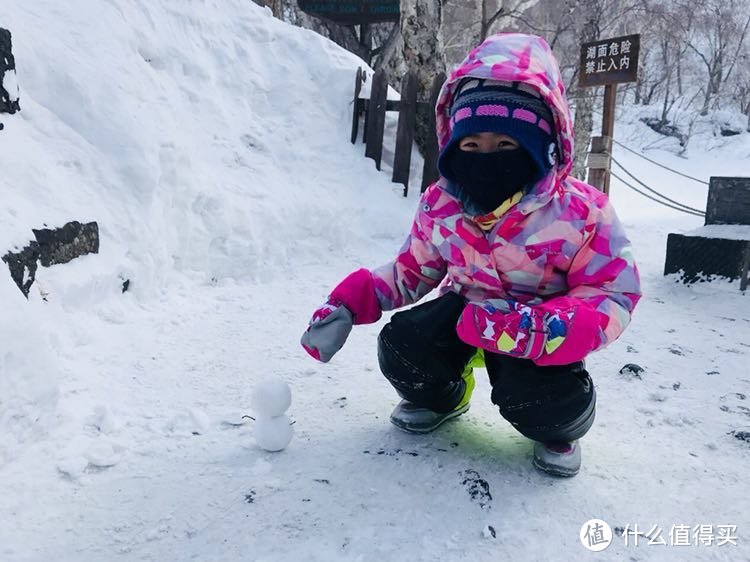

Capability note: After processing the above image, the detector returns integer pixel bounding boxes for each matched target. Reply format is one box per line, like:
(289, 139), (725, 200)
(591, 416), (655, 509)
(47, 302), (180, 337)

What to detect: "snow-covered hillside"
(1, 2), (749, 561)
(1, 0), (415, 463)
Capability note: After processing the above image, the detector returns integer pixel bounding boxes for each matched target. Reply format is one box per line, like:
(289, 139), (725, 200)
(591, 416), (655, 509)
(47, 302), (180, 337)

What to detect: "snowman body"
(251, 378), (293, 452)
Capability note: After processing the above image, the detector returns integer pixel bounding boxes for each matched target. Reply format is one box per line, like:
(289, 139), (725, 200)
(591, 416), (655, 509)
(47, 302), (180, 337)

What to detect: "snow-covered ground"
(1, 2), (749, 561)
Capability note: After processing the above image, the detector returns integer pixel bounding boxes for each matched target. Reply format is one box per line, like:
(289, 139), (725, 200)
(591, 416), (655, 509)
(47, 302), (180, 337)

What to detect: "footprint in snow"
(460, 469), (492, 510)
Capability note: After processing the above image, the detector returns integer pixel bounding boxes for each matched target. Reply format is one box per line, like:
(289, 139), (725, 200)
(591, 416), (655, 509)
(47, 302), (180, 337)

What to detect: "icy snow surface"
(685, 224), (750, 241)
(1, 1), (749, 561)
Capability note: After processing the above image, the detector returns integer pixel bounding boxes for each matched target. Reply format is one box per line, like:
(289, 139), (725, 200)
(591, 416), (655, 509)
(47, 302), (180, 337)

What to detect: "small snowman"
(250, 377), (294, 452)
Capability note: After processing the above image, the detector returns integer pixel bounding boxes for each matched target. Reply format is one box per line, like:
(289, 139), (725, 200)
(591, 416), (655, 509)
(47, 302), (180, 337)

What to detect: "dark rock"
(122, 279), (130, 293)
(244, 491), (256, 504)
(33, 221), (99, 267)
(0, 28), (20, 114)
(3, 221), (99, 297)
(672, 382), (681, 391)
(640, 117), (686, 146)
(619, 363), (644, 378)
(731, 431), (750, 443)
(2, 243), (39, 297)
(720, 126), (742, 137)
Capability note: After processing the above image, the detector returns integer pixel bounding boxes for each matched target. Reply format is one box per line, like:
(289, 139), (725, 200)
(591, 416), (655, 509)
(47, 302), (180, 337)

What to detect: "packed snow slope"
(1, 2), (749, 561)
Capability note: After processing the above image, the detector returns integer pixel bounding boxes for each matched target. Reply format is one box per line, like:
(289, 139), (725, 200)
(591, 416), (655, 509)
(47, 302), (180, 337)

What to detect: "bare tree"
(442, 1), (540, 67)
(441, 1), (483, 66)
(253, 0), (282, 18)
(569, 2), (601, 180)
(731, 43), (750, 130)
(273, 0), (750, 160)
(512, 0), (642, 179)
(399, 0), (445, 151)
(483, 0), (540, 39)
(636, 1), (694, 124)
(683, 0), (750, 115)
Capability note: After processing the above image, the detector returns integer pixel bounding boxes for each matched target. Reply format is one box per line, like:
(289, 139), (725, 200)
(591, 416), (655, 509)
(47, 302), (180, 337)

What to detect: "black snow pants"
(377, 291), (596, 443)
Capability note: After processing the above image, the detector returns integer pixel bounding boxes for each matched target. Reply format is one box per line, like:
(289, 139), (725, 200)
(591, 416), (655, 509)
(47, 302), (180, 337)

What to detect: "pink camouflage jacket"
(319, 33), (641, 366)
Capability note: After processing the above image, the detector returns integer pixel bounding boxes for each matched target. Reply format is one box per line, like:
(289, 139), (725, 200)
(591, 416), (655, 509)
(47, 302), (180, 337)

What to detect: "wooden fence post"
(361, 70), (369, 144)
(351, 67), (364, 144)
(741, 245), (749, 291)
(586, 136), (612, 191)
(600, 84), (617, 194)
(392, 71), (418, 195)
(365, 69), (388, 170)
(421, 72), (446, 192)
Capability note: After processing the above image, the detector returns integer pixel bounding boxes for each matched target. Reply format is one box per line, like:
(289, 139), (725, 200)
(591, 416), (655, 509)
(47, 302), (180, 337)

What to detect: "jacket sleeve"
(532, 194), (641, 366)
(369, 189), (449, 312)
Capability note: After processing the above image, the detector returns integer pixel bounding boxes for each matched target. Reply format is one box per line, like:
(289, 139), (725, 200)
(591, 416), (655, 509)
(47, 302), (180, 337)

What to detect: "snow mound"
(0, 0), (414, 469)
(0, 275), (60, 466)
(0, 1), (409, 297)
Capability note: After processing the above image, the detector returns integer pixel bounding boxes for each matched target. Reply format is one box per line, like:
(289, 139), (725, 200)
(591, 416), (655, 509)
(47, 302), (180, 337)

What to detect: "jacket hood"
(436, 33), (575, 183)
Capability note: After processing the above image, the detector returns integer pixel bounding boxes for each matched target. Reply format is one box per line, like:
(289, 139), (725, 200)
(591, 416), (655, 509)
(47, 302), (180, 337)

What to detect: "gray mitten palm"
(301, 303), (354, 363)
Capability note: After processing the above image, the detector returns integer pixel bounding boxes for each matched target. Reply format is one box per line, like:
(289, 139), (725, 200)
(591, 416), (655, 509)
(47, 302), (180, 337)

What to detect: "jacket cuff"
(329, 268), (382, 325)
(533, 305), (602, 366)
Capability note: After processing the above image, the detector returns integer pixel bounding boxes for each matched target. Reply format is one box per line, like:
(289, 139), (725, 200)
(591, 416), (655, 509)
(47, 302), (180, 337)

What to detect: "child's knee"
(489, 360), (596, 441)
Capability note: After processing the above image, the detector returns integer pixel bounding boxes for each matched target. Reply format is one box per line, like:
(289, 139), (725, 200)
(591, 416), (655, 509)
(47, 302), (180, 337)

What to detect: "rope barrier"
(610, 170), (706, 217)
(611, 139), (710, 186)
(610, 156), (706, 214)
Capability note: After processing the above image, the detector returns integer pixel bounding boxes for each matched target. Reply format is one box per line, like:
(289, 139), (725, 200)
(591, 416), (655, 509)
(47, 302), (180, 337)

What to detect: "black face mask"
(447, 148), (539, 214)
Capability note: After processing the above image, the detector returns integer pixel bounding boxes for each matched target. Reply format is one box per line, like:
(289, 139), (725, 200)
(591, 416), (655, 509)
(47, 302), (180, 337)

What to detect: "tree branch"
(485, 6), (506, 33)
(686, 41), (713, 71)
(722, 13), (750, 84)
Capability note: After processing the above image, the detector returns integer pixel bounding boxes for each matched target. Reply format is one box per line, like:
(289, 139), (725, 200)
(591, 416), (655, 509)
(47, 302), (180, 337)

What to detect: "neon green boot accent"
(389, 350), (485, 434)
(453, 349), (484, 411)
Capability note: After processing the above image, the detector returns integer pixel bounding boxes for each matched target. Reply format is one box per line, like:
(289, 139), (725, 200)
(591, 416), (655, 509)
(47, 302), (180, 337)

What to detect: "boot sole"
(390, 403), (470, 434)
(532, 456), (580, 477)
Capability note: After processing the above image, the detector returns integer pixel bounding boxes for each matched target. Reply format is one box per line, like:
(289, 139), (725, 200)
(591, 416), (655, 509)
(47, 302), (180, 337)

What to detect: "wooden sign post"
(298, 1), (399, 65)
(579, 34), (640, 193)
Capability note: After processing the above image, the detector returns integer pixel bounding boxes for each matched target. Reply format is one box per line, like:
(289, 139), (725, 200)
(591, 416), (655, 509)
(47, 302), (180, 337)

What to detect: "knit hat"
(437, 78), (558, 185)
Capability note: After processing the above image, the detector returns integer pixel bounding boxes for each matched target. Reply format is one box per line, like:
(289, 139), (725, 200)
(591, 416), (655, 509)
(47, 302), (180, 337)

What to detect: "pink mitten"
(301, 302), (353, 362)
(301, 269), (382, 363)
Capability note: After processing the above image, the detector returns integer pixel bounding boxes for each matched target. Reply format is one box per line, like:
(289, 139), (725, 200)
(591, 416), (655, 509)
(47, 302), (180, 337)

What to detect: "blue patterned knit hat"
(437, 78), (558, 183)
